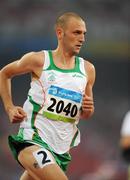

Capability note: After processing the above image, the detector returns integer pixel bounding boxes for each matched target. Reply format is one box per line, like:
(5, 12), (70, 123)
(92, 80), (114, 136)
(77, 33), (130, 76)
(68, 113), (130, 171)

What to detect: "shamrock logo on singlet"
(48, 72), (57, 82)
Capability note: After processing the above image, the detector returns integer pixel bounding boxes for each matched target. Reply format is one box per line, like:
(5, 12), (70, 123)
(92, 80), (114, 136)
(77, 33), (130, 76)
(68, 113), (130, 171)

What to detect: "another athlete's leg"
(128, 165), (130, 180)
(20, 170), (35, 180)
(18, 145), (68, 180)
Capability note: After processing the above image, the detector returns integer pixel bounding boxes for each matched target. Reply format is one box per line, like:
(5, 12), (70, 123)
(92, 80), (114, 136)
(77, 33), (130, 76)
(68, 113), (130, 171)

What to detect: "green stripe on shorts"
(8, 131), (71, 172)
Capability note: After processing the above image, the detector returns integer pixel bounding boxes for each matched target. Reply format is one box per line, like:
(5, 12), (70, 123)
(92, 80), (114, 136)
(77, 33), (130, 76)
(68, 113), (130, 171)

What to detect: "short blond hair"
(55, 12), (84, 29)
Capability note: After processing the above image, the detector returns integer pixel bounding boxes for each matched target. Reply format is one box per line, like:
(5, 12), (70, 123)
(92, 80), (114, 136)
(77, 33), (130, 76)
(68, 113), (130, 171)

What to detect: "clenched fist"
(7, 106), (27, 123)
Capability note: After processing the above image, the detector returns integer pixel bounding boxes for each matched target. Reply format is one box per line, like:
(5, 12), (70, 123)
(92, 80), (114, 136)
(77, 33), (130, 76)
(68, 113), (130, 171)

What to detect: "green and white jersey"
(20, 50), (87, 154)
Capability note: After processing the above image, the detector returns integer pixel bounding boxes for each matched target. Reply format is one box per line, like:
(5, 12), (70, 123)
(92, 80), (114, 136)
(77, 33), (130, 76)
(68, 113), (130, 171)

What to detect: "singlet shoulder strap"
(43, 50), (51, 70)
(75, 56), (86, 76)
(43, 50), (56, 71)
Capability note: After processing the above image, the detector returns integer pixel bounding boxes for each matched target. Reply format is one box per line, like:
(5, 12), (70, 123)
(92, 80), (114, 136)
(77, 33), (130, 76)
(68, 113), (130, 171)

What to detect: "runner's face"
(62, 18), (86, 55)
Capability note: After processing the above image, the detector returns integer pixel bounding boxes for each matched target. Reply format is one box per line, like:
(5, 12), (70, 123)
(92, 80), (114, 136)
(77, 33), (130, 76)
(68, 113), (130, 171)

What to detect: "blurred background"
(0, 0), (129, 179)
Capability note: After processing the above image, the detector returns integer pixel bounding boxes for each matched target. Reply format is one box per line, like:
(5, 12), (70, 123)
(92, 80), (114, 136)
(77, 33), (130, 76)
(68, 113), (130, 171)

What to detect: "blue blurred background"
(0, 0), (129, 179)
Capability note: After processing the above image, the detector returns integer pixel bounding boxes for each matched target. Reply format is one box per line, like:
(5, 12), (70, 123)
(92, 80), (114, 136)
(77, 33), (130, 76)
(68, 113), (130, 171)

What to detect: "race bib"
(42, 85), (82, 123)
(33, 148), (55, 168)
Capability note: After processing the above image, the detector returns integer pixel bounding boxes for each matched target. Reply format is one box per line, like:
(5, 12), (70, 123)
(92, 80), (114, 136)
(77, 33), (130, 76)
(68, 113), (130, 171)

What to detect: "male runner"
(0, 12), (95, 180)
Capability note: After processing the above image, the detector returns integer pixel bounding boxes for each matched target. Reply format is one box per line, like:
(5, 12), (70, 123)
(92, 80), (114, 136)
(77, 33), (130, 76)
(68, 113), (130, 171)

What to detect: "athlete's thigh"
(18, 145), (68, 180)
(20, 170), (35, 180)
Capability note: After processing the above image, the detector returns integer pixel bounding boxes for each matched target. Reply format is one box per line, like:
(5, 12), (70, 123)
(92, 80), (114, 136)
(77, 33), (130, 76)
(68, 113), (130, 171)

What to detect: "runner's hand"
(82, 94), (94, 113)
(7, 106), (27, 123)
